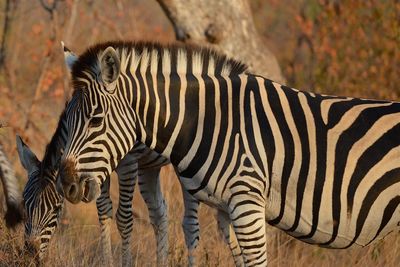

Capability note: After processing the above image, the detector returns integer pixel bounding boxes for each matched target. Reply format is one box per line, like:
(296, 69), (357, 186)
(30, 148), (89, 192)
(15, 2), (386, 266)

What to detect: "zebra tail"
(4, 200), (24, 229)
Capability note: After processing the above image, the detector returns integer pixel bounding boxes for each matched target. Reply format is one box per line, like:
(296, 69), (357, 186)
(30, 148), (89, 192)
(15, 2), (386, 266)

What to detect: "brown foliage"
(251, 0), (400, 99)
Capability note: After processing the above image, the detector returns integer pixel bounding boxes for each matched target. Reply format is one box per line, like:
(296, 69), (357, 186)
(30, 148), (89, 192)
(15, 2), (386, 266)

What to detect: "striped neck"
(73, 42), (249, 168)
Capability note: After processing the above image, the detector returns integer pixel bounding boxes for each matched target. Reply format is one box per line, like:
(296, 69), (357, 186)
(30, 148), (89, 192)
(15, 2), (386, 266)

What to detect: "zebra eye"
(89, 116), (103, 128)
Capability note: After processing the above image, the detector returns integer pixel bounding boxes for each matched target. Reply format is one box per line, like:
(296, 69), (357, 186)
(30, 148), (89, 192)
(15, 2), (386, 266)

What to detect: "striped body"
(0, 144), (23, 228)
(57, 42), (400, 266)
(241, 78), (400, 248)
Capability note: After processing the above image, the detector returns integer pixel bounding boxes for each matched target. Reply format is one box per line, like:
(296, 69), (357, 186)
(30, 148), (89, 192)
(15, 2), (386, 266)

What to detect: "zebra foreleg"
(181, 187), (200, 267)
(115, 155), (138, 267)
(138, 167), (169, 266)
(96, 177), (114, 267)
(217, 210), (244, 266)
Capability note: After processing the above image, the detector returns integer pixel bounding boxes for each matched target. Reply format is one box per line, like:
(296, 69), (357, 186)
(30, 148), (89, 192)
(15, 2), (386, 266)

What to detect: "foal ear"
(61, 41), (78, 72)
(16, 135), (40, 174)
(99, 46), (120, 92)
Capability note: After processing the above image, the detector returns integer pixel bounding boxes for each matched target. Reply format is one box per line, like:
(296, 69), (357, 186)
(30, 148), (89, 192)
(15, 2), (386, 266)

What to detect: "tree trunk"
(156, 0), (285, 83)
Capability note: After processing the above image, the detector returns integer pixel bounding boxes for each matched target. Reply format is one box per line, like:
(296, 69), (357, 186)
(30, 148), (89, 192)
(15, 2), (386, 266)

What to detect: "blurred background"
(0, 0), (399, 266)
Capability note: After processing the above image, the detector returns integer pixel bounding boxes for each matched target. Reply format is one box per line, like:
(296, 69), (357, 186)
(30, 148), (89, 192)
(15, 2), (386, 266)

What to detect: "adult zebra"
(0, 143), (24, 228)
(16, 51), (241, 264)
(56, 41), (400, 266)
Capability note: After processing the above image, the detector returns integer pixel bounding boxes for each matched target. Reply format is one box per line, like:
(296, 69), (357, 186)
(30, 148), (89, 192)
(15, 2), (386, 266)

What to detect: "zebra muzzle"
(24, 238), (40, 259)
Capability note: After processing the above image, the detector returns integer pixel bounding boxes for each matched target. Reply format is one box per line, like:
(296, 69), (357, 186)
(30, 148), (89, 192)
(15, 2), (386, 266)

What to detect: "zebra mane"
(70, 41), (248, 85)
(39, 108), (67, 182)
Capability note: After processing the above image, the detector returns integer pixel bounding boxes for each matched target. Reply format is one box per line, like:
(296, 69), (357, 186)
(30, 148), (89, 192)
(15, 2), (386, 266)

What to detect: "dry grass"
(2, 166), (400, 267)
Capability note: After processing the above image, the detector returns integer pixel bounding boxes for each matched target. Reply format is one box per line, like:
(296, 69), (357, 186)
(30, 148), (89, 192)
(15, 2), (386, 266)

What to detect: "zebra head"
(57, 43), (136, 204)
(16, 136), (64, 262)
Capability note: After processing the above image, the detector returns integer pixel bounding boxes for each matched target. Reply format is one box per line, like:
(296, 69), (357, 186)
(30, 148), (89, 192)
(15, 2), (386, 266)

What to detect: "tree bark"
(156, 0), (285, 83)
(0, 0), (16, 69)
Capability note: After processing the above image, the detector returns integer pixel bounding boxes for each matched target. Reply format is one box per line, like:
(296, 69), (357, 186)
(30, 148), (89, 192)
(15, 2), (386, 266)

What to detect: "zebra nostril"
(81, 179), (100, 203)
(66, 183), (78, 200)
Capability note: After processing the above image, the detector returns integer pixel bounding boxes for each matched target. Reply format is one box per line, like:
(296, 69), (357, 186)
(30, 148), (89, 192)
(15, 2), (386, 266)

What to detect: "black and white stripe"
(58, 41), (400, 266)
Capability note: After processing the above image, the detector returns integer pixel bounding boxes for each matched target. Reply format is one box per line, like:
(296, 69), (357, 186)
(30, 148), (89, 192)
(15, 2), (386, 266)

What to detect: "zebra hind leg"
(138, 167), (169, 266)
(96, 177), (114, 267)
(217, 210), (244, 267)
(115, 156), (138, 267)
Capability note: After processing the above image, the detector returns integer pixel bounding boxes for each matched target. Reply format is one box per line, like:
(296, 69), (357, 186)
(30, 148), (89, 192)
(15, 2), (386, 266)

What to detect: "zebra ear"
(16, 135), (40, 174)
(99, 46), (120, 92)
(61, 41), (78, 71)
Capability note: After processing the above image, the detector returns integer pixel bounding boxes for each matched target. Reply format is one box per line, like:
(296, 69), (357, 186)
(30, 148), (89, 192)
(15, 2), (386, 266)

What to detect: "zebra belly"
(178, 176), (227, 210)
(271, 185), (400, 248)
